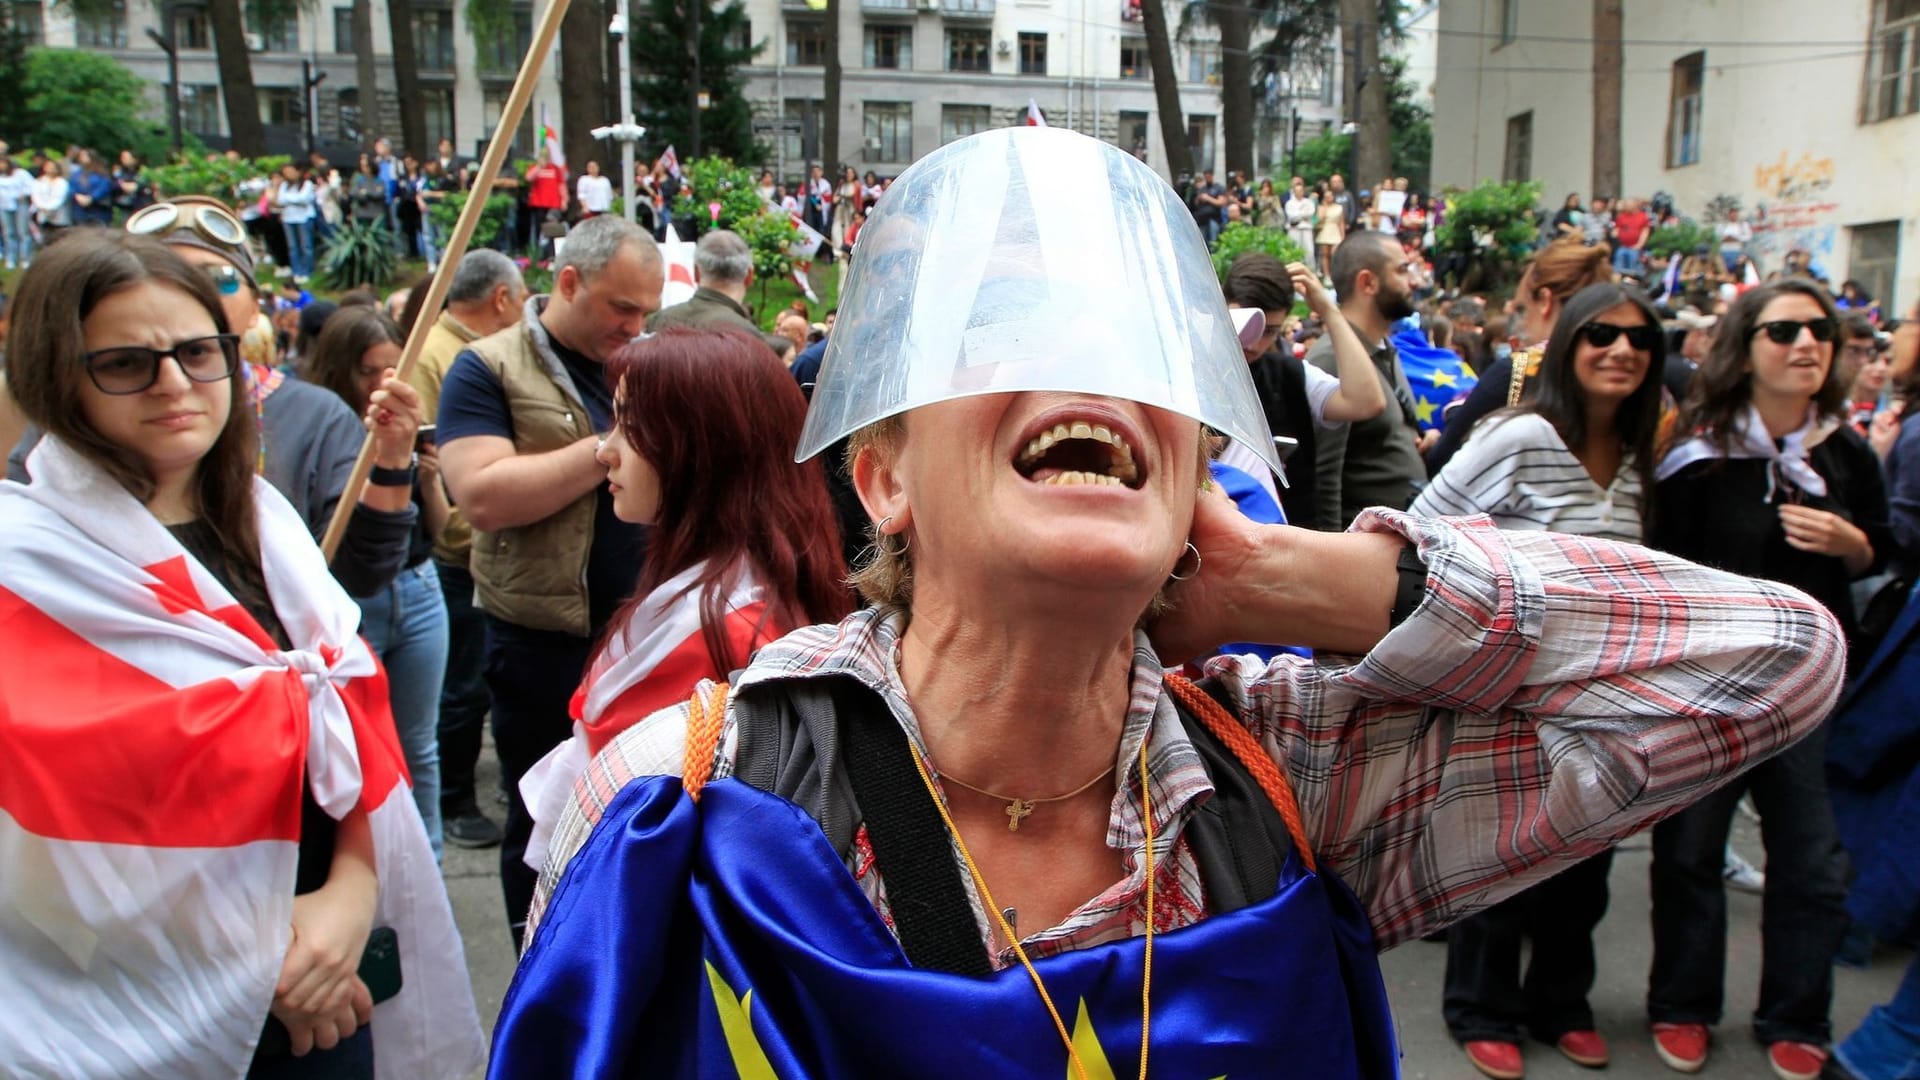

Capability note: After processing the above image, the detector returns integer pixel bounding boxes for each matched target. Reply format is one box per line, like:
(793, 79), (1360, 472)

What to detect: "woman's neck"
(1750, 389), (1812, 439)
(146, 469), (198, 526)
(896, 591), (1137, 797)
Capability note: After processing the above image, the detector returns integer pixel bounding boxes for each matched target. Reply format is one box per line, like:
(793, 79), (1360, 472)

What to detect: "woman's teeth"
(1016, 421), (1141, 484)
(1041, 471), (1130, 486)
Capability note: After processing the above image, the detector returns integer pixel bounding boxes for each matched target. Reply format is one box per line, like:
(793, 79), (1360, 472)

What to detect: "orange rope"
(1162, 674), (1317, 874)
(682, 681), (729, 802)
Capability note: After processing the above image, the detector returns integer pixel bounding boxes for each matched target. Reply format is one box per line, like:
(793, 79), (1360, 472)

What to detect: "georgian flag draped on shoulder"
(0, 437), (485, 1080)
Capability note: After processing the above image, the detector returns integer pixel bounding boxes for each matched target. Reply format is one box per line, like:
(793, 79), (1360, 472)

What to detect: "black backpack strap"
(1168, 677), (1296, 914)
(830, 677), (996, 977)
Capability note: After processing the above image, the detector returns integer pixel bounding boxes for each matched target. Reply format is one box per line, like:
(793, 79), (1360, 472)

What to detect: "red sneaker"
(1652, 1023), (1710, 1073)
(1556, 1029), (1610, 1068)
(1463, 1040), (1526, 1080)
(1768, 1041), (1829, 1080)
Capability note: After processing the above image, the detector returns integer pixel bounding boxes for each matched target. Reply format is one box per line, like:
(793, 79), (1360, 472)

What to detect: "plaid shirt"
(530, 509), (1844, 956)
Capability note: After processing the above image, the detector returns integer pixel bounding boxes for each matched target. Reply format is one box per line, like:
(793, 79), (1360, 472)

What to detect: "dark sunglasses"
(84, 334), (240, 395)
(1751, 318), (1838, 345)
(1574, 321), (1660, 351)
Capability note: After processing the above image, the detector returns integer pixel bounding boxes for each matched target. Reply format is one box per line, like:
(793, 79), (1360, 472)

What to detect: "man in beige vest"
(645, 228), (760, 337)
(409, 248), (527, 851)
(436, 215), (663, 945)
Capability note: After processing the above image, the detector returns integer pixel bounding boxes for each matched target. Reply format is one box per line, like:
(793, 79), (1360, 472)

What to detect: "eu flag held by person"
(1393, 322), (1478, 434)
(489, 776), (1398, 1078)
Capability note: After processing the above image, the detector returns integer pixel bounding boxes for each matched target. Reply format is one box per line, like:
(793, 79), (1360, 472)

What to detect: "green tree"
(15, 48), (174, 161)
(1289, 131), (1348, 189)
(0, 5), (27, 142)
(1280, 56), (1426, 190)
(1212, 222), (1307, 282)
(629, 0), (761, 162)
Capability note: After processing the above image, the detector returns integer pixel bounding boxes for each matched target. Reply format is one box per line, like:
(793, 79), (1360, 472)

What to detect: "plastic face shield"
(793, 127), (1284, 478)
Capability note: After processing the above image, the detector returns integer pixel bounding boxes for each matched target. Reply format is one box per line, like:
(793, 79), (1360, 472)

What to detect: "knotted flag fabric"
(0, 437), (485, 1080)
(1393, 323), (1477, 434)
(493, 776), (1399, 1078)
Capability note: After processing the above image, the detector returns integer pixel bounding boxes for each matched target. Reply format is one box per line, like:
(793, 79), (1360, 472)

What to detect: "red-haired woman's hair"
(602, 326), (854, 674)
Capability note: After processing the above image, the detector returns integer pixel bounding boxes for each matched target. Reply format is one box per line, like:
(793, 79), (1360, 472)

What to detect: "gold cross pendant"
(1005, 798), (1035, 831)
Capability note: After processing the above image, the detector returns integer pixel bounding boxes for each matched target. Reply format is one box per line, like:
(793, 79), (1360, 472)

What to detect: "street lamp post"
(595, 3), (645, 224)
(144, 9), (182, 155)
(302, 60), (328, 159)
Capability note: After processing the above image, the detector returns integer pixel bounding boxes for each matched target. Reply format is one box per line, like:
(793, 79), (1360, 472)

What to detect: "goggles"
(126, 201), (249, 250)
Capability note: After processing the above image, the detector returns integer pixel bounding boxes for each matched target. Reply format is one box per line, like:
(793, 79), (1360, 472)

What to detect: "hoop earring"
(1168, 541), (1202, 581)
(876, 514), (911, 555)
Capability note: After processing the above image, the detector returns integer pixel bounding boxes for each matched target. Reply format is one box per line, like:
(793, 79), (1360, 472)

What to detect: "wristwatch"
(369, 454), (417, 488)
(1388, 542), (1428, 629)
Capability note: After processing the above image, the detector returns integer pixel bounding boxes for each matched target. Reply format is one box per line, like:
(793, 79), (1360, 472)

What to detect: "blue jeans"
(1612, 245), (1643, 276)
(418, 216), (439, 270)
(434, 559), (491, 814)
(357, 560), (449, 859)
(282, 219), (314, 279)
(1839, 954), (1920, 1079)
(1, 205), (30, 266)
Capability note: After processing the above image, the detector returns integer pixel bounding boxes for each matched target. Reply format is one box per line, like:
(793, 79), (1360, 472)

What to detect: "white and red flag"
(0, 438), (484, 1079)
(1025, 99), (1048, 127)
(659, 144), (682, 180)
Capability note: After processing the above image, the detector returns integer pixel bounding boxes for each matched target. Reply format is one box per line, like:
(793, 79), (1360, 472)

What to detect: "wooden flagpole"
(320, 0), (577, 559)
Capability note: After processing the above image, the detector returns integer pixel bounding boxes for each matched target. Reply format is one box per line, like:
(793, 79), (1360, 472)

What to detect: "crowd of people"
(0, 123), (1915, 1080)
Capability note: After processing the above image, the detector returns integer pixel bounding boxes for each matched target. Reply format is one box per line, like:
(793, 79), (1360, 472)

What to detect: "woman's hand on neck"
(896, 587), (1137, 799)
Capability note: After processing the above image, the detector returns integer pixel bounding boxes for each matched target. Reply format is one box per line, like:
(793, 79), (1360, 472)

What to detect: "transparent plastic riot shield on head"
(793, 126), (1283, 478)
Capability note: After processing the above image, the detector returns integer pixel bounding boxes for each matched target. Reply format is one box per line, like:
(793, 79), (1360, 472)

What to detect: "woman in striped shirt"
(1413, 281), (1667, 1079)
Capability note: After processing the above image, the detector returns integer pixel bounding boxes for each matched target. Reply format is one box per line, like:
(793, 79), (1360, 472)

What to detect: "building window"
(1119, 38), (1148, 80)
(257, 9), (298, 52)
(786, 18), (826, 65)
(174, 4), (211, 49)
(1187, 114), (1215, 172)
(337, 88), (363, 141)
(864, 100), (911, 161)
(728, 17), (752, 55)
(332, 6), (355, 51)
(1187, 42), (1219, 84)
(946, 27), (989, 71)
(1019, 31), (1046, 75)
(1851, 221), (1902, 310)
(1867, 0), (1920, 121)
(1667, 51), (1703, 168)
(782, 97), (823, 168)
(75, 0), (126, 47)
(1117, 109), (1148, 160)
(258, 87), (300, 128)
(479, 6), (533, 75)
(414, 8), (456, 72)
(864, 24), (912, 69)
(12, 0), (44, 45)
(482, 88), (535, 156)
(1497, 0), (1517, 45)
(422, 88), (455, 151)
(181, 83), (222, 136)
(941, 103), (990, 143)
(1503, 110), (1532, 181)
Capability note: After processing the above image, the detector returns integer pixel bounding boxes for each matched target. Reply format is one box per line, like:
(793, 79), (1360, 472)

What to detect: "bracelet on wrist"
(368, 455), (417, 488)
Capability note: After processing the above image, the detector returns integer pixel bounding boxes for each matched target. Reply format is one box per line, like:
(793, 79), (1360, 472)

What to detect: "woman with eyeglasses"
(1412, 282), (1666, 1079)
(302, 305), (455, 857)
(0, 228), (484, 1078)
(1644, 279), (1891, 1080)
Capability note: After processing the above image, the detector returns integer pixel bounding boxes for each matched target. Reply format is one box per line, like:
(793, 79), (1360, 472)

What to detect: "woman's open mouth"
(1013, 421), (1144, 488)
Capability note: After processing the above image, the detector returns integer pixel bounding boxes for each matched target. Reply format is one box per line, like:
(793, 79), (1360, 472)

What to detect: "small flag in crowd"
(1026, 99), (1048, 127)
(660, 145), (682, 180)
(539, 103), (565, 166)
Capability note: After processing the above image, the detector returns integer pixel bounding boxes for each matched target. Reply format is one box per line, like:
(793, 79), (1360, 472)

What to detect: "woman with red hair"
(521, 326), (854, 868)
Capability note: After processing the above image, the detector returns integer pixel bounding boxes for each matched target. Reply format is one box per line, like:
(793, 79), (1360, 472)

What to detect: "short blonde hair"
(843, 413), (1214, 614)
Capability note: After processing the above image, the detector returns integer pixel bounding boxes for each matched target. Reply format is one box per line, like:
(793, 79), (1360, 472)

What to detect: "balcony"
(861, 0), (916, 14)
(941, 0), (994, 18)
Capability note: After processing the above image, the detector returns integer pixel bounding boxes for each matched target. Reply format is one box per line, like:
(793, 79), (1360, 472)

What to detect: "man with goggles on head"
(6, 196), (421, 600)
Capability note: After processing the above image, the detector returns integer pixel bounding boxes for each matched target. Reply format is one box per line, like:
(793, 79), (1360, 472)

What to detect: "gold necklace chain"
(935, 762), (1117, 832)
(908, 737), (1154, 1080)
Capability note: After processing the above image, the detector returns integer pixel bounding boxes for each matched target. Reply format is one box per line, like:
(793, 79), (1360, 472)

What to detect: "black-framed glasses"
(84, 335), (240, 395)
(1575, 321), (1661, 351)
(1752, 318), (1838, 345)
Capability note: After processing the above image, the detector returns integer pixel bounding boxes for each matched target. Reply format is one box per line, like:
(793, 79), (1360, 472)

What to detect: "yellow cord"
(907, 739), (1155, 1080)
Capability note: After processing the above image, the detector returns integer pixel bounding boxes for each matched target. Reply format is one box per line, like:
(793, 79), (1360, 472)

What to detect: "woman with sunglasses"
(0, 229), (483, 1078)
(1412, 282), (1666, 1079)
(9, 197), (422, 604)
(302, 305), (455, 856)
(1645, 279), (1892, 1080)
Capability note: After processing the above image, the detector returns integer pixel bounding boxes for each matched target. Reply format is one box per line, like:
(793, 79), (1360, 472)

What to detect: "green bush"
(669, 157), (771, 238)
(1646, 219), (1715, 260)
(1212, 223), (1308, 282)
(427, 191), (514, 249)
(13, 48), (174, 164)
(150, 154), (277, 201)
(1432, 179), (1543, 292)
(316, 220), (398, 291)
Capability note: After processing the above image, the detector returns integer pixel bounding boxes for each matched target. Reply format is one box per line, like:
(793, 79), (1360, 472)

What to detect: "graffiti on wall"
(1745, 150), (1839, 274)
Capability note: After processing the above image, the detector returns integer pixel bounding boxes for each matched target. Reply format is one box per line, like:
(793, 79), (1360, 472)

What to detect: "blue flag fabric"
(1393, 327), (1478, 434)
(493, 776), (1400, 1078)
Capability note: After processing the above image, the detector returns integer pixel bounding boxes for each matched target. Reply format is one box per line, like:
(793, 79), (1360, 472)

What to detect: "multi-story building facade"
(14, 0), (562, 161)
(738, 0), (1342, 181)
(1433, 0), (1918, 309)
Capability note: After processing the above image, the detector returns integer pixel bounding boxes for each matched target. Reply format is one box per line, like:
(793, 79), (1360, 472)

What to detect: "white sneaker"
(1724, 848), (1765, 894)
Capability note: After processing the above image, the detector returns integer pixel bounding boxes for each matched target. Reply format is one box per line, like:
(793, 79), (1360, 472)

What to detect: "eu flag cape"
(1393, 325), (1477, 434)
(493, 775), (1399, 1078)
